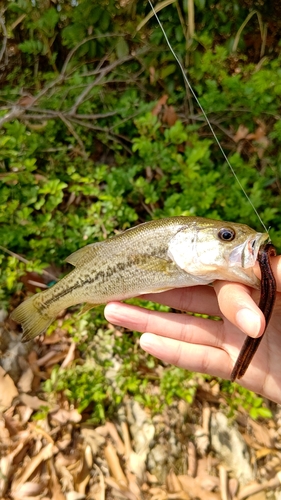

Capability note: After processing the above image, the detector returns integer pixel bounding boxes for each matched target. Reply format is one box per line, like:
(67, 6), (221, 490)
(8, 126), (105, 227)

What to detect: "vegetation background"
(1, 0), (281, 497)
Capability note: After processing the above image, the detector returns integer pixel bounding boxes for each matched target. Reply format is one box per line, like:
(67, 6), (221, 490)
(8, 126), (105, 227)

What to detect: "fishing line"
(147, 0), (268, 233)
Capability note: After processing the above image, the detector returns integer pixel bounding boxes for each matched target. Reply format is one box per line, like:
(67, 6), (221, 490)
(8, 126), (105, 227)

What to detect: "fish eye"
(217, 227), (236, 242)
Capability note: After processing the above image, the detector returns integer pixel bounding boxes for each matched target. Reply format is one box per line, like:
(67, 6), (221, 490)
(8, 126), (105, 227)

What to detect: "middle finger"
(105, 301), (231, 348)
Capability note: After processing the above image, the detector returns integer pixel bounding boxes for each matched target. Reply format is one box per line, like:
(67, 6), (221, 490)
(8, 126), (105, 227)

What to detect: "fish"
(10, 216), (268, 344)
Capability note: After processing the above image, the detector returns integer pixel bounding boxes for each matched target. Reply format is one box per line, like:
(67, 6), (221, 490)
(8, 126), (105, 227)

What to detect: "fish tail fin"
(10, 294), (53, 342)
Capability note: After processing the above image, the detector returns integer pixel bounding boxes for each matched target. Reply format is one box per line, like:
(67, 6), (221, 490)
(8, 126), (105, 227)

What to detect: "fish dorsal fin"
(65, 242), (103, 267)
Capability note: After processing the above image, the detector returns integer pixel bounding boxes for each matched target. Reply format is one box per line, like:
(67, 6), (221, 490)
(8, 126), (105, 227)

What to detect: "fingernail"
(104, 303), (123, 322)
(140, 333), (158, 354)
(236, 308), (261, 337)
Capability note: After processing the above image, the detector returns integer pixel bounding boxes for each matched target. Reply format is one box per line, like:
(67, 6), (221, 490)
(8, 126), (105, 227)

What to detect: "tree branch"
(0, 13), (7, 64)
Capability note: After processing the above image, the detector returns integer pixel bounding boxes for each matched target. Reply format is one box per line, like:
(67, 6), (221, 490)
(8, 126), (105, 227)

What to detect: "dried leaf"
(219, 465), (230, 500)
(74, 445), (92, 494)
(0, 367), (19, 411)
(65, 492), (86, 500)
(162, 106), (177, 126)
(97, 422), (125, 455)
(166, 471), (181, 493)
(104, 442), (128, 488)
(152, 95), (168, 116)
(187, 441), (197, 477)
(12, 443), (55, 490)
(255, 447), (274, 460)
(50, 408), (81, 425)
(199, 475), (220, 492)
(81, 427), (105, 455)
(19, 393), (49, 410)
(17, 367), (34, 393)
(178, 475), (220, 500)
(233, 124), (250, 142)
(249, 420), (274, 449)
(10, 481), (45, 499)
(60, 342), (76, 368)
(18, 407), (37, 429)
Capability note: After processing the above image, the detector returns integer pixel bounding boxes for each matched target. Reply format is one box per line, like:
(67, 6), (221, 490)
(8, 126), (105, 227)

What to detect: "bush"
(1, 0), (281, 418)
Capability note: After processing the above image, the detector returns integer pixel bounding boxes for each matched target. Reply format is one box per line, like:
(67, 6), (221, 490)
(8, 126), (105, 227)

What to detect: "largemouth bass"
(11, 216), (268, 342)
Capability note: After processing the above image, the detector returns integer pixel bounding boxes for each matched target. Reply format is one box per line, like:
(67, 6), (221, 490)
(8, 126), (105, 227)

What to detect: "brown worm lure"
(230, 243), (277, 381)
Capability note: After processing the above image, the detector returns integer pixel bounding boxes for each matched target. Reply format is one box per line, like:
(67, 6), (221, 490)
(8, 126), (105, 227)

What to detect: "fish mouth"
(228, 232), (269, 268)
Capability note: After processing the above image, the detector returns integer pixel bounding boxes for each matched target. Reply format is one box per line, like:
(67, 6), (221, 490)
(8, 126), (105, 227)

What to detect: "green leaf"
(116, 38), (129, 58)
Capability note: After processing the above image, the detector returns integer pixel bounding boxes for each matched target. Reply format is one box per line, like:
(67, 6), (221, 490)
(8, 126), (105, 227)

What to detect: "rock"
(210, 411), (254, 486)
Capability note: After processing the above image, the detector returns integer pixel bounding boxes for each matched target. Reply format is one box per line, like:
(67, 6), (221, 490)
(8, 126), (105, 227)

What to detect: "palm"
(105, 258), (281, 403)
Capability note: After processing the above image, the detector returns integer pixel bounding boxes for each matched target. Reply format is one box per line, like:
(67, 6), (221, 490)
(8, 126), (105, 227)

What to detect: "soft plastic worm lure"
(231, 243), (277, 381)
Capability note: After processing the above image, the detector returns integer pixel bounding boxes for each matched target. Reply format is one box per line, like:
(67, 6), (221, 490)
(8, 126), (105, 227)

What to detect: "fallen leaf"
(179, 475), (221, 500)
(0, 367), (19, 411)
(233, 124), (249, 142)
(104, 442), (128, 488)
(12, 443), (55, 490)
(152, 95), (168, 116)
(19, 393), (49, 410)
(10, 481), (45, 500)
(17, 366), (34, 393)
(166, 471), (182, 493)
(74, 445), (92, 494)
(249, 419), (274, 449)
(162, 105), (178, 126)
(50, 408), (82, 425)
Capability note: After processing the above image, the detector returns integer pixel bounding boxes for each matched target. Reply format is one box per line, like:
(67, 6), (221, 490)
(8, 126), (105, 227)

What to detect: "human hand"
(104, 256), (281, 403)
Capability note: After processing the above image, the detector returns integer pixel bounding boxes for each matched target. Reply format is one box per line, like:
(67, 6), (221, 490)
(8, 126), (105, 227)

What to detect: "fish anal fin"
(78, 303), (100, 316)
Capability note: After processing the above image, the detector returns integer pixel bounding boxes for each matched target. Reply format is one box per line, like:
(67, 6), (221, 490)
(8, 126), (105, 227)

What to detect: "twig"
(58, 112), (88, 158)
(0, 72), (65, 128)
(65, 117), (110, 133)
(10, 13), (26, 32)
(109, 108), (152, 131)
(238, 472), (281, 500)
(77, 54), (133, 78)
(94, 464), (106, 500)
(0, 106), (23, 127)
(219, 465), (230, 500)
(60, 33), (127, 76)
(187, 0), (195, 38)
(69, 54), (136, 114)
(0, 43), (148, 129)
(0, 246), (57, 282)
(60, 341), (76, 368)
(67, 116), (133, 154)
(75, 111), (119, 119)
(0, 13), (7, 64)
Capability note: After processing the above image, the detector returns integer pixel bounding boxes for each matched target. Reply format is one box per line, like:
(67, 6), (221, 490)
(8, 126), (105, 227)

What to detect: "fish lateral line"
(147, 0), (268, 234)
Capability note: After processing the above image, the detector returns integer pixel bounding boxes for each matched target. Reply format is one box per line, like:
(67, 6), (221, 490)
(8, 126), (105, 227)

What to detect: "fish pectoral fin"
(79, 303), (101, 316)
(132, 255), (175, 274)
